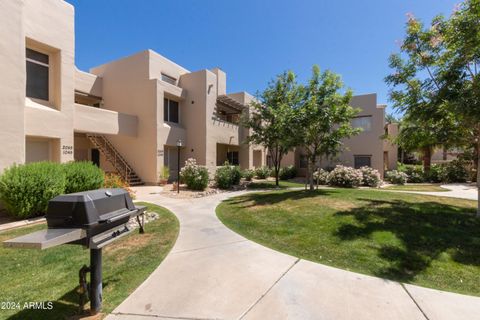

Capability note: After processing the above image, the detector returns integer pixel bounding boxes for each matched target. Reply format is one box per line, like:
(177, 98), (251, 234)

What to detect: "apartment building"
(0, 0), (393, 185)
(0, 0), (265, 185)
(280, 95), (394, 177)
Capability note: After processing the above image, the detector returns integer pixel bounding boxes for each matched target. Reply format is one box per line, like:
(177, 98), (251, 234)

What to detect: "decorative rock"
(127, 211), (159, 230)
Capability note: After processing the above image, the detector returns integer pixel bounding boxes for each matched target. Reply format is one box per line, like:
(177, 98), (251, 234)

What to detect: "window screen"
(161, 73), (177, 85)
(352, 116), (372, 132)
(26, 49), (49, 100)
(354, 155), (371, 168)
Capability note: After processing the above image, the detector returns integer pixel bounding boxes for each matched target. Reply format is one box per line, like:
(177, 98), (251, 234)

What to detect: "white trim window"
(352, 116), (372, 132)
(26, 48), (49, 101)
(164, 98), (179, 123)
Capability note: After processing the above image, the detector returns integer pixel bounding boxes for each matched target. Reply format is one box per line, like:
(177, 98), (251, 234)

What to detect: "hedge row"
(0, 161), (104, 219)
(391, 160), (470, 184)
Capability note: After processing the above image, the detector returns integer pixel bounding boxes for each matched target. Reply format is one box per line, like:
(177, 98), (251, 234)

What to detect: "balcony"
(74, 104), (137, 137)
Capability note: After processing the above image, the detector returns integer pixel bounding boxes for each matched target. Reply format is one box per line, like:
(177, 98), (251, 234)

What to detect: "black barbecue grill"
(3, 188), (146, 315)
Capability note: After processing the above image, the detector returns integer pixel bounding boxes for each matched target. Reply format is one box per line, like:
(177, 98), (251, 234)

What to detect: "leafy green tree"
(243, 71), (302, 186)
(298, 66), (360, 190)
(386, 0), (480, 215)
(438, 0), (480, 215)
(395, 115), (454, 172)
(385, 113), (399, 124)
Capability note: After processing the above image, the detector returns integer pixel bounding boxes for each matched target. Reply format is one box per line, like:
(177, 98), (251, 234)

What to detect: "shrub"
(103, 173), (136, 199)
(313, 169), (329, 185)
(0, 162), (66, 219)
(242, 169), (255, 181)
(63, 161), (104, 194)
(215, 164), (241, 189)
(255, 166), (271, 179)
(385, 170), (408, 185)
(402, 165), (425, 183)
(423, 164), (442, 183)
(159, 166), (170, 180)
(327, 165), (363, 188)
(439, 159), (469, 183)
(180, 158), (209, 190)
(359, 166), (382, 187)
(279, 165), (297, 180)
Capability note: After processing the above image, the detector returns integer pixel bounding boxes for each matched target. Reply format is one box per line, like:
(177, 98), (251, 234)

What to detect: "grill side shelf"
(3, 228), (86, 250)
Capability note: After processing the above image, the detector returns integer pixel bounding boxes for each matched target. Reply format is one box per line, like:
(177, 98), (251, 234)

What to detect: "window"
(299, 155), (308, 169)
(227, 151), (239, 165)
(354, 155), (371, 169)
(352, 116), (372, 132)
(164, 98), (179, 123)
(161, 73), (177, 85)
(26, 48), (49, 100)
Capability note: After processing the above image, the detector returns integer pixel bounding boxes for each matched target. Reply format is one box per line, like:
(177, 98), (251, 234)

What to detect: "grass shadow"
(335, 197), (480, 282)
(7, 286), (79, 320)
(225, 189), (338, 208)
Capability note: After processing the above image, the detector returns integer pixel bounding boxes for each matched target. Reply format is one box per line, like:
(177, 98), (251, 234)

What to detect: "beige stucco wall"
(0, 0), (76, 173)
(384, 123), (399, 171)
(0, 1), (26, 172)
(90, 51), (159, 184)
(281, 93), (385, 177)
(74, 104), (138, 137)
(75, 68), (102, 97)
(0, 0), (384, 187)
(328, 94), (385, 175)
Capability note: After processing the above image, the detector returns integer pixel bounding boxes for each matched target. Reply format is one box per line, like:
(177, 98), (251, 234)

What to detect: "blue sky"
(67, 0), (459, 115)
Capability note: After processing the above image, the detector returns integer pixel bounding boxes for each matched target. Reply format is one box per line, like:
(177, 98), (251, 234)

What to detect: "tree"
(243, 71), (301, 186)
(394, 115), (454, 172)
(385, 113), (399, 124)
(438, 0), (480, 216)
(298, 65), (360, 190)
(386, 0), (480, 215)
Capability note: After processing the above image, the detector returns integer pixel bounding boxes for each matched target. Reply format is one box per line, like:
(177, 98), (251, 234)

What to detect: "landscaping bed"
(217, 188), (480, 296)
(0, 202), (179, 319)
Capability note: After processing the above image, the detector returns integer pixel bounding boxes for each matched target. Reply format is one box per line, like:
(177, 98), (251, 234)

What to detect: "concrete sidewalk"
(384, 183), (478, 200)
(106, 189), (480, 320)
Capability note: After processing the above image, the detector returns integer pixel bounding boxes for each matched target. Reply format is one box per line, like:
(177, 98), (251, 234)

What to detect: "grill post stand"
(90, 248), (103, 314)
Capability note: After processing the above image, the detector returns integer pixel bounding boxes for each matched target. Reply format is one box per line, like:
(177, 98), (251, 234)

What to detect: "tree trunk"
(305, 166), (309, 190)
(477, 139), (480, 218)
(274, 165), (280, 187)
(422, 147), (432, 173)
(309, 159), (315, 191)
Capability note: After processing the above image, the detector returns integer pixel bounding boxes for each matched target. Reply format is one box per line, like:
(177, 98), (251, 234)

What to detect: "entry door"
(165, 147), (179, 181)
(91, 149), (100, 167)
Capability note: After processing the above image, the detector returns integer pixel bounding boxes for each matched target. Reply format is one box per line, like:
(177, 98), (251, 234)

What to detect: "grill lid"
(46, 188), (136, 229)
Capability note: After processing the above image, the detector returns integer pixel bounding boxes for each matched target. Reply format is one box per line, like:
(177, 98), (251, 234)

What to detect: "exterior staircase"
(86, 134), (144, 186)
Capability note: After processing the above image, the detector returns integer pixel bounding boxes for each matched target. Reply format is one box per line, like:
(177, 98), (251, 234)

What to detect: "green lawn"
(0, 202), (179, 320)
(383, 184), (449, 192)
(247, 180), (305, 189)
(217, 189), (480, 296)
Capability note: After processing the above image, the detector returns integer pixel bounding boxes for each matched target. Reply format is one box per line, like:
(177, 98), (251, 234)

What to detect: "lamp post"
(176, 139), (183, 193)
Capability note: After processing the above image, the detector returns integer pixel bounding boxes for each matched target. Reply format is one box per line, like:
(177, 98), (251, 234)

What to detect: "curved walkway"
(106, 189), (480, 320)
(382, 183), (478, 200)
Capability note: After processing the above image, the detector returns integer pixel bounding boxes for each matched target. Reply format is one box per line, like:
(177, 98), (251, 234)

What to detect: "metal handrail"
(86, 134), (133, 181)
